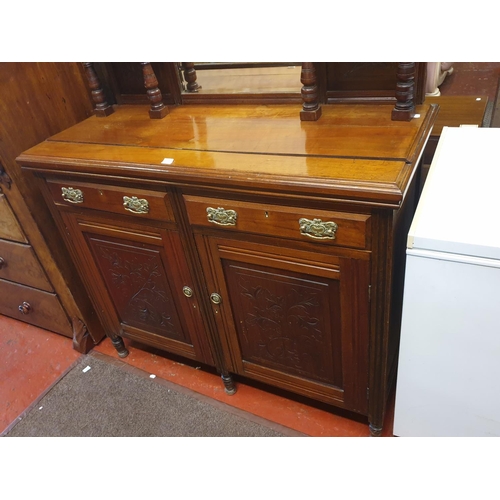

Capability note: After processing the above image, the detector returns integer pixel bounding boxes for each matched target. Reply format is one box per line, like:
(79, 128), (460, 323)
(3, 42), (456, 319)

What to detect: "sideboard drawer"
(0, 278), (73, 336)
(183, 195), (371, 249)
(47, 180), (175, 223)
(0, 239), (53, 291)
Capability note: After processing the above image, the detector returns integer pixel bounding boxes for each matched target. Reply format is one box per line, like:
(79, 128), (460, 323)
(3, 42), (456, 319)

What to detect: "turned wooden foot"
(111, 335), (129, 358)
(369, 423), (383, 437)
(221, 373), (237, 395)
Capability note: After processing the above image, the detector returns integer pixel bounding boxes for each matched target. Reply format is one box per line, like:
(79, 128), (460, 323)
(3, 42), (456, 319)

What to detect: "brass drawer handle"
(182, 286), (193, 298)
(61, 187), (84, 204)
(0, 257), (5, 269)
(299, 218), (338, 240)
(210, 292), (222, 305)
(18, 301), (32, 315)
(206, 207), (237, 226)
(123, 196), (150, 214)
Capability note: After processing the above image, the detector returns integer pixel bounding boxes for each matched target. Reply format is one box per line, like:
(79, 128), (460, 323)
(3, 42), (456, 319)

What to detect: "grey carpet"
(490, 77), (500, 128)
(5, 353), (303, 437)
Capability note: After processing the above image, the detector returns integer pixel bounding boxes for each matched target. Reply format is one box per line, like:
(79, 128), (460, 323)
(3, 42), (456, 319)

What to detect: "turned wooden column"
(392, 62), (416, 121)
(141, 63), (169, 119)
(82, 63), (114, 117)
(181, 63), (202, 92)
(300, 62), (322, 121)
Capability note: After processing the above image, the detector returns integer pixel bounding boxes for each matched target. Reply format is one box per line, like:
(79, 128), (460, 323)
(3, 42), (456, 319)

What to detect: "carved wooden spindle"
(392, 62), (416, 121)
(300, 62), (322, 121)
(181, 62), (202, 92)
(141, 62), (169, 119)
(82, 63), (114, 117)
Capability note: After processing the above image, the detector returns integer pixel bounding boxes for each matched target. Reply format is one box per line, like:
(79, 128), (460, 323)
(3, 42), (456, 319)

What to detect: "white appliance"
(393, 126), (500, 437)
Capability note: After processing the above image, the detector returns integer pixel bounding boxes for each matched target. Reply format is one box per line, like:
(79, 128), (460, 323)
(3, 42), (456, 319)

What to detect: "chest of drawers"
(0, 192), (73, 336)
(18, 103), (437, 435)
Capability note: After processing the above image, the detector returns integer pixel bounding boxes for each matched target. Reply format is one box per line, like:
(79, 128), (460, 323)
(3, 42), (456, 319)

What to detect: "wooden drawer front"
(0, 194), (28, 243)
(0, 278), (72, 337)
(47, 180), (175, 223)
(0, 239), (53, 291)
(184, 195), (370, 249)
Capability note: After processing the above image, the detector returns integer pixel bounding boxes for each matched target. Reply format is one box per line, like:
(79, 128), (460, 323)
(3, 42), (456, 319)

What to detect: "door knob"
(18, 302), (32, 315)
(210, 292), (222, 305)
(182, 286), (193, 298)
(0, 257), (5, 269)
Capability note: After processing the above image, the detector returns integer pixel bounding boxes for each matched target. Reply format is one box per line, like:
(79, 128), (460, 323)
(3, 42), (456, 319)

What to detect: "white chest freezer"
(393, 126), (500, 437)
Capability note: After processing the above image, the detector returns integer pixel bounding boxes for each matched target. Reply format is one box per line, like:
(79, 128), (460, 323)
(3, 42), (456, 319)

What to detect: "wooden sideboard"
(17, 102), (438, 435)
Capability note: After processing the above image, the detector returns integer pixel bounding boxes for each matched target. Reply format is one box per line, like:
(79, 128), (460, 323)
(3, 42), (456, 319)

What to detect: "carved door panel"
(196, 236), (370, 414)
(61, 212), (214, 365)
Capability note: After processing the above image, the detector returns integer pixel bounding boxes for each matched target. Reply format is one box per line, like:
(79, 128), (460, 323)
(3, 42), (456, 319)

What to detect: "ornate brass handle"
(0, 257), (5, 269)
(18, 301), (32, 315)
(299, 218), (338, 240)
(210, 292), (222, 305)
(182, 286), (193, 298)
(206, 207), (237, 226)
(61, 187), (84, 204)
(123, 196), (150, 214)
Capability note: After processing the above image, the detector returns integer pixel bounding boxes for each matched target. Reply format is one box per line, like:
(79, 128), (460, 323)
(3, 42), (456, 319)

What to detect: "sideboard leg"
(221, 372), (237, 395)
(369, 423), (383, 437)
(110, 335), (129, 358)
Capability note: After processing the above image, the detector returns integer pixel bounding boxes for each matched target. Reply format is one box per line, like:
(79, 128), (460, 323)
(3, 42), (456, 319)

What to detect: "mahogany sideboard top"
(19, 103), (437, 207)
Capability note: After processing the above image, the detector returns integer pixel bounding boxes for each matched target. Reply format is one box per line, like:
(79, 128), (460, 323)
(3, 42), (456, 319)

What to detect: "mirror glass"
(180, 63), (302, 94)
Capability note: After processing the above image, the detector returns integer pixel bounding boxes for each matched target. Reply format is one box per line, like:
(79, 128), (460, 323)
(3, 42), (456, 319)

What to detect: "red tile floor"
(0, 313), (395, 437)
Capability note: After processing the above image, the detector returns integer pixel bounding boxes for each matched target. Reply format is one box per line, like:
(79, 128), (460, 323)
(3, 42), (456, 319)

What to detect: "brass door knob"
(210, 292), (222, 305)
(183, 286), (193, 298)
(18, 302), (32, 315)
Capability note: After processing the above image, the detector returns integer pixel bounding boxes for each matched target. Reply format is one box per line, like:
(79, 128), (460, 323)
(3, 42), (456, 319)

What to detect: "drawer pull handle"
(123, 196), (150, 214)
(61, 187), (84, 204)
(182, 286), (193, 298)
(210, 292), (222, 305)
(206, 207), (237, 226)
(18, 301), (32, 315)
(0, 257), (5, 269)
(299, 218), (338, 240)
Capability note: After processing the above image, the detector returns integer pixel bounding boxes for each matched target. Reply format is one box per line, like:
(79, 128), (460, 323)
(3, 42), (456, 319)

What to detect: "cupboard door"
(61, 212), (214, 365)
(196, 236), (370, 414)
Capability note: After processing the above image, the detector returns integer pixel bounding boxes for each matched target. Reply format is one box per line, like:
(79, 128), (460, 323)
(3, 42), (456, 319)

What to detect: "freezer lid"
(408, 127), (500, 261)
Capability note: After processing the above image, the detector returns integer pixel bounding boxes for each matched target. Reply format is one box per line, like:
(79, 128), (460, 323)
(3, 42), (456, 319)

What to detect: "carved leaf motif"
(236, 273), (324, 375)
(97, 245), (176, 333)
